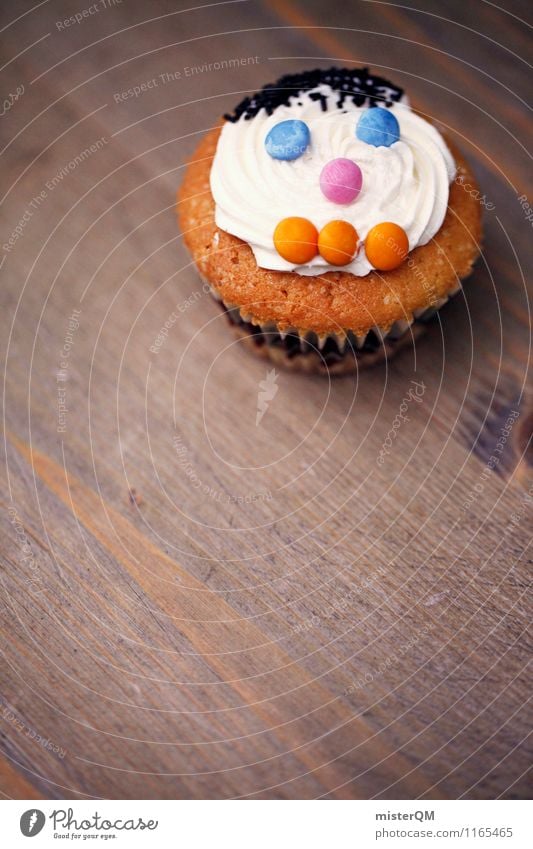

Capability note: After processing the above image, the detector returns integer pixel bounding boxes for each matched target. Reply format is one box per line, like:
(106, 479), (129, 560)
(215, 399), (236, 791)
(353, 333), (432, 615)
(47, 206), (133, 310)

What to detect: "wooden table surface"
(1, 0), (531, 800)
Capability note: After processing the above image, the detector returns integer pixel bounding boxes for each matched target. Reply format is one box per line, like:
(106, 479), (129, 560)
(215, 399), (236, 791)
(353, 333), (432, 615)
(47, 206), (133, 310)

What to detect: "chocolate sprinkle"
(224, 67), (403, 122)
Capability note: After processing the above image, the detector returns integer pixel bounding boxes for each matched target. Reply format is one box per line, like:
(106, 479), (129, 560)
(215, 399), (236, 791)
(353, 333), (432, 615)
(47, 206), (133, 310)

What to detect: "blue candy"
(265, 119), (310, 160)
(356, 107), (400, 148)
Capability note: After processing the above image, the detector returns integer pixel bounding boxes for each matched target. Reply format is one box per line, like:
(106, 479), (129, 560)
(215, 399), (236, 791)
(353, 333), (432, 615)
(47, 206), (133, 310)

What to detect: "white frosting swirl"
(210, 85), (455, 276)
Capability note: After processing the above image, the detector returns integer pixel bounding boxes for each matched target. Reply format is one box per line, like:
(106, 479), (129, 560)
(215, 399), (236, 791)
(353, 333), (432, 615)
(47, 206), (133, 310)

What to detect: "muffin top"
(179, 68), (482, 335)
(210, 68), (456, 277)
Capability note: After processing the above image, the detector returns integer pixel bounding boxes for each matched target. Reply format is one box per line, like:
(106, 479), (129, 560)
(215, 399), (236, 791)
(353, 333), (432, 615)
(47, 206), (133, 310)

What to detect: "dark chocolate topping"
(224, 67), (404, 122)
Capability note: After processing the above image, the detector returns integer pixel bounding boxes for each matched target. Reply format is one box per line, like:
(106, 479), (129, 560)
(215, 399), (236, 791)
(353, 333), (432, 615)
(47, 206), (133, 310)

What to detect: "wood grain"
(0, 0), (531, 799)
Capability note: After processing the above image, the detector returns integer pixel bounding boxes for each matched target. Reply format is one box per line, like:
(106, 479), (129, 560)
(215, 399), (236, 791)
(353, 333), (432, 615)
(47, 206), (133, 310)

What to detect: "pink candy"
(319, 158), (362, 204)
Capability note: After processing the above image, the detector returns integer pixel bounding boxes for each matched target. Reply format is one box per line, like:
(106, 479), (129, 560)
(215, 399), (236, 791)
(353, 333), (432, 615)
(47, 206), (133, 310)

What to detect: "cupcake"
(178, 68), (482, 374)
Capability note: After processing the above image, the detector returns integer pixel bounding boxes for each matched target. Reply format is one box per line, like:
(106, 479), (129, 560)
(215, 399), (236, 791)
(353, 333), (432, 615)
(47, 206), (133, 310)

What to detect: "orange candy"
(273, 217), (318, 264)
(318, 220), (359, 266)
(365, 222), (409, 271)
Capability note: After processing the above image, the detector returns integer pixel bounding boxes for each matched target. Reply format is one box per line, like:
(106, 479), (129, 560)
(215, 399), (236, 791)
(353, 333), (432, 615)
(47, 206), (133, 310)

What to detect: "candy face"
(320, 158), (363, 204)
(356, 107), (400, 148)
(365, 222), (409, 270)
(274, 217), (318, 264)
(318, 220), (359, 266)
(265, 120), (310, 160)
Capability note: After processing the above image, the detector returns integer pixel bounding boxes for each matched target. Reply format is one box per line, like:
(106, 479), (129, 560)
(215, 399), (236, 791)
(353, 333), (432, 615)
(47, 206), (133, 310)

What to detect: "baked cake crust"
(178, 125), (482, 338)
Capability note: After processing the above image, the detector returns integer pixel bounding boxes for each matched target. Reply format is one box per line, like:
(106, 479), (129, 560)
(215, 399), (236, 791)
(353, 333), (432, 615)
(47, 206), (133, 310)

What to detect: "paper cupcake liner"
(202, 277), (462, 359)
